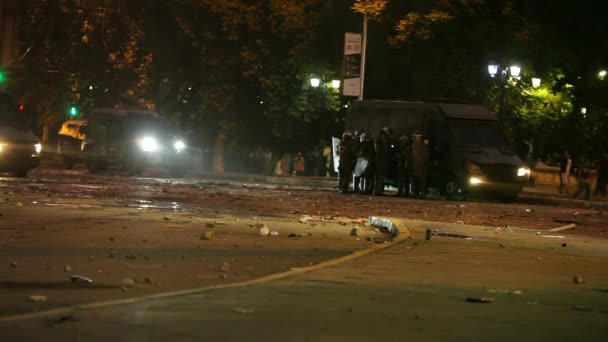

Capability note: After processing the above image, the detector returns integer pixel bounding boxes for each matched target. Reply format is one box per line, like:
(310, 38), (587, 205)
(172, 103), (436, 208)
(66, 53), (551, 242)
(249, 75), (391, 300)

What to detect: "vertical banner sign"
(343, 32), (362, 97)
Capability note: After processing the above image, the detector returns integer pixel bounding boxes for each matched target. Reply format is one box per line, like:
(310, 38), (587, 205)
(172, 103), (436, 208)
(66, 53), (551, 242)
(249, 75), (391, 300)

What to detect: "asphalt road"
(1, 166), (608, 340)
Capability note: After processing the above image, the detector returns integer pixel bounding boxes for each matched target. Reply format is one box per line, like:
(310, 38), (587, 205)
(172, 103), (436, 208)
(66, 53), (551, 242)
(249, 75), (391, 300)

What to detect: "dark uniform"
(395, 134), (411, 197)
(358, 132), (375, 194)
(338, 131), (357, 193)
(410, 135), (430, 197)
(373, 129), (390, 196)
(352, 130), (363, 193)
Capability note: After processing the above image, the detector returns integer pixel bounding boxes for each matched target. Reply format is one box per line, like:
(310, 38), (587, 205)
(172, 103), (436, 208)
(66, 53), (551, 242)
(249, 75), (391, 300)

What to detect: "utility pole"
(359, 13), (368, 100)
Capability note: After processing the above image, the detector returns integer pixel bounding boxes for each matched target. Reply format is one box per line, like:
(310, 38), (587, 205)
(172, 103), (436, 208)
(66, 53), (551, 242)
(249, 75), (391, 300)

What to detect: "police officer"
(410, 133), (430, 198)
(355, 130), (374, 193)
(338, 130), (357, 194)
(395, 134), (411, 197)
(373, 128), (391, 196)
(352, 129), (363, 193)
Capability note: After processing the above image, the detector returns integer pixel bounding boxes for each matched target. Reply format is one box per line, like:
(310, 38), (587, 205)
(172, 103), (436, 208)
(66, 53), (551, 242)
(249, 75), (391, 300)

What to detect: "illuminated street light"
(310, 78), (321, 88)
(509, 65), (521, 77)
(598, 70), (607, 80)
(532, 78), (541, 88)
(331, 80), (341, 89)
(488, 64), (499, 77)
(487, 63), (524, 117)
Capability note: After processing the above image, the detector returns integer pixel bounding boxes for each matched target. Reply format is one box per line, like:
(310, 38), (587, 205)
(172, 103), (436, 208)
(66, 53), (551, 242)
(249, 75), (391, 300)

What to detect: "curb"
(0, 217), (411, 323)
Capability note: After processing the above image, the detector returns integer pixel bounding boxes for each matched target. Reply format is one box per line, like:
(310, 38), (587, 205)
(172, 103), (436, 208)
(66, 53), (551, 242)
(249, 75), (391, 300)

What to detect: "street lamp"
(532, 77), (541, 88)
(598, 70), (607, 80)
(331, 80), (341, 89)
(310, 77), (321, 88)
(487, 63), (522, 117)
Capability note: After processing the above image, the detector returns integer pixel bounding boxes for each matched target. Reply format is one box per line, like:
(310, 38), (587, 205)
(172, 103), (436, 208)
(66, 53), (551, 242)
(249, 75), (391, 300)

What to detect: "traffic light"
(0, 70), (4, 82)
(69, 105), (79, 117)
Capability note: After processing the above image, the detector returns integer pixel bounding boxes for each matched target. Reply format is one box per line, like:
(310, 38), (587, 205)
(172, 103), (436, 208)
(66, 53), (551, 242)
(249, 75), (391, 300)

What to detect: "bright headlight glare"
(517, 167), (531, 177)
(35, 143), (42, 153)
(138, 136), (158, 152)
(0, 143), (4, 152)
(469, 177), (483, 185)
(174, 140), (186, 151)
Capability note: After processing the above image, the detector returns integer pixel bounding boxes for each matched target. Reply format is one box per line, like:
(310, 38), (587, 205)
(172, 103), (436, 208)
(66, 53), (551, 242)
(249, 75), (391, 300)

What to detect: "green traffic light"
(0, 71), (4, 82)
(69, 106), (78, 116)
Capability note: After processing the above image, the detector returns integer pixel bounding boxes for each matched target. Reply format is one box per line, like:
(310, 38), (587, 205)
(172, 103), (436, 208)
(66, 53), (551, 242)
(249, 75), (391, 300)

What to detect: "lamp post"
(488, 63), (521, 117)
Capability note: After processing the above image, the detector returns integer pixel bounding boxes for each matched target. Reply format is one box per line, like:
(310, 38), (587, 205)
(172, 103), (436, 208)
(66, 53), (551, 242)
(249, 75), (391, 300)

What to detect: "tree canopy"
(10, 0), (608, 165)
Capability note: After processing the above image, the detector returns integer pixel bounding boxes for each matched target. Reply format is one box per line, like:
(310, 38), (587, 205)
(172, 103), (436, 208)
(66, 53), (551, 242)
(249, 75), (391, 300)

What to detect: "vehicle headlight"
(0, 143), (4, 152)
(517, 167), (531, 177)
(35, 143), (42, 153)
(469, 177), (483, 185)
(138, 136), (158, 152)
(174, 140), (186, 151)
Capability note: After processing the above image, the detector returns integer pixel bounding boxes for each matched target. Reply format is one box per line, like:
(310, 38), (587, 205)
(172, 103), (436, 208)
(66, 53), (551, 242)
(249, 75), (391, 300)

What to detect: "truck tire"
(443, 179), (465, 200)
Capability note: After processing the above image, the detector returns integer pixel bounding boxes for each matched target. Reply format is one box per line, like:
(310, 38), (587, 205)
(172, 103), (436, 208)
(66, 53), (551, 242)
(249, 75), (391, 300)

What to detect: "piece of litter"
(29, 295), (47, 302)
(70, 275), (93, 283)
(571, 306), (592, 312)
(466, 297), (494, 303)
(270, 231), (279, 236)
(201, 231), (215, 240)
(233, 307), (255, 314)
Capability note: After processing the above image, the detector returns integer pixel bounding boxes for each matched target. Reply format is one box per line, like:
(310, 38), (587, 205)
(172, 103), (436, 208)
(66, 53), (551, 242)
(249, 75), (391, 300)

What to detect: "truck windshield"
(449, 119), (510, 149)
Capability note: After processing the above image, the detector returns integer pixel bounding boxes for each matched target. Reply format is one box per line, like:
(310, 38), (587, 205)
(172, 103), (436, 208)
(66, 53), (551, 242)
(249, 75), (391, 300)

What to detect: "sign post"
(343, 32), (362, 98)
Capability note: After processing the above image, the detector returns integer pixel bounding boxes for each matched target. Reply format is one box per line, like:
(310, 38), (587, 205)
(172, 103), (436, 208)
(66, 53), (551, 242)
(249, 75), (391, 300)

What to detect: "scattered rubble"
(350, 227), (361, 236)
(221, 261), (230, 272)
(70, 275), (93, 283)
(233, 307), (255, 314)
(64, 265), (72, 272)
(573, 275), (584, 284)
(201, 231), (215, 240)
(258, 226), (270, 236)
(466, 297), (495, 303)
(121, 277), (136, 286)
(29, 295), (47, 302)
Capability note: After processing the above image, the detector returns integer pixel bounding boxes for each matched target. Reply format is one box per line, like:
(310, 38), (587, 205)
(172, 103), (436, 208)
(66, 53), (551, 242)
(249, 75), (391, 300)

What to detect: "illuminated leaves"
(351, 0), (387, 20)
(394, 10), (454, 42)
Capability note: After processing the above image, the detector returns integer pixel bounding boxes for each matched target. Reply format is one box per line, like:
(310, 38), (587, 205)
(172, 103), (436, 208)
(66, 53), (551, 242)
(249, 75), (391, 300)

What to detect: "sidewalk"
(2, 218), (607, 341)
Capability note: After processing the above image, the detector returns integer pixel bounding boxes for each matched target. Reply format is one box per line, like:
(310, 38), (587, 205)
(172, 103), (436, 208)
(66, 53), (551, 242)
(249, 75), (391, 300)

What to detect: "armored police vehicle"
(346, 100), (530, 200)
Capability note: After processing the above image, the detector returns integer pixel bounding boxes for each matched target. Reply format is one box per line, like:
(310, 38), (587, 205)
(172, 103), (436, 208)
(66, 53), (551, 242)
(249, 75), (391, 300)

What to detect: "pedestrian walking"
(292, 152), (305, 176)
(595, 152), (608, 196)
(558, 151), (572, 194)
(322, 142), (332, 177)
(572, 163), (591, 200)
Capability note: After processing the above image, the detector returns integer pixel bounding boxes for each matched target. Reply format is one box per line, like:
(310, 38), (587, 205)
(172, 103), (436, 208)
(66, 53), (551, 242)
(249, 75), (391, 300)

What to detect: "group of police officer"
(338, 127), (430, 197)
